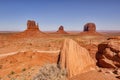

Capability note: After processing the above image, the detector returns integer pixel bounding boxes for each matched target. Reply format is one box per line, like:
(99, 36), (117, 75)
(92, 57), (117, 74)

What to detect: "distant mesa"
(26, 20), (40, 31)
(12, 20), (47, 38)
(79, 22), (102, 36)
(56, 25), (68, 34)
(23, 20), (47, 36)
(59, 25), (64, 30)
(84, 23), (96, 32)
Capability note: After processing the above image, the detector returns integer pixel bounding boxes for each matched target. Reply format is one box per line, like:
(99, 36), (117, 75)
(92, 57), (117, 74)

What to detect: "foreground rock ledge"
(59, 39), (95, 78)
(97, 37), (120, 68)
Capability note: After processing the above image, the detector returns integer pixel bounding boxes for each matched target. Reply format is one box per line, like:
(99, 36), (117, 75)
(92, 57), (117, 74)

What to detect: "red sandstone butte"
(56, 25), (68, 34)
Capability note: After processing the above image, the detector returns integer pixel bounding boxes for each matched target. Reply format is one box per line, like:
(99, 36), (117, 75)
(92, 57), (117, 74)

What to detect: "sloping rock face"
(84, 23), (96, 32)
(96, 36), (120, 68)
(26, 20), (40, 31)
(56, 26), (68, 34)
(59, 39), (95, 78)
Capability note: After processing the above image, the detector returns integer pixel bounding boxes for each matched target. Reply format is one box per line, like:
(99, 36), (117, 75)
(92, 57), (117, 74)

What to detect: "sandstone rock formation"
(56, 26), (68, 34)
(96, 37), (120, 68)
(26, 20), (40, 31)
(84, 23), (96, 32)
(13, 20), (47, 38)
(59, 39), (95, 78)
(70, 70), (119, 80)
(79, 23), (102, 36)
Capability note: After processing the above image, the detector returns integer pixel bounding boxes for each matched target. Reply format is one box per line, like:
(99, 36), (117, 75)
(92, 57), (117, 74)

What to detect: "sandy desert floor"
(0, 31), (120, 80)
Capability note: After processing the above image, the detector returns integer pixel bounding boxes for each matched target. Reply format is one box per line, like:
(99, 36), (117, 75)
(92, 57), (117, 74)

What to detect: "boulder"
(84, 23), (96, 32)
(56, 26), (68, 34)
(97, 37), (120, 68)
(59, 39), (95, 78)
(98, 57), (116, 68)
(103, 48), (114, 60)
(108, 40), (120, 53)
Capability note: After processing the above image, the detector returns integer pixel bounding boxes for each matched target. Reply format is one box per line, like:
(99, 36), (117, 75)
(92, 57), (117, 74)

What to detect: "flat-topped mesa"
(79, 22), (102, 36)
(84, 23), (96, 32)
(56, 25), (68, 34)
(26, 20), (40, 31)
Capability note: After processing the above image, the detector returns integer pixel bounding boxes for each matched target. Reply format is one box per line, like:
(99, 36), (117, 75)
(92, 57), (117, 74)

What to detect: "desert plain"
(0, 20), (120, 80)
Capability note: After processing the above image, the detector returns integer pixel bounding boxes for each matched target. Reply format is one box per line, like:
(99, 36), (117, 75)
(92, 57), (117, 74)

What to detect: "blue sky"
(0, 0), (120, 31)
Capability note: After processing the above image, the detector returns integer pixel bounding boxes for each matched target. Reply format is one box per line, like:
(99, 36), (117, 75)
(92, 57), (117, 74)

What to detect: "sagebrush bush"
(33, 64), (67, 80)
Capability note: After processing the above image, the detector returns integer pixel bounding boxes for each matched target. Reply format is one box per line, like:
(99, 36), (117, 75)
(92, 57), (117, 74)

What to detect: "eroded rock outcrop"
(84, 23), (96, 32)
(12, 20), (47, 38)
(79, 23), (102, 36)
(59, 39), (95, 78)
(56, 26), (68, 34)
(26, 20), (40, 31)
(97, 36), (120, 68)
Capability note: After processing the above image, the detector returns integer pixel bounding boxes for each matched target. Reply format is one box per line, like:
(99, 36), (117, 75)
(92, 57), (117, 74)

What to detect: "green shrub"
(10, 71), (15, 75)
(22, 68), (26, 72)
(33, 64), (67, 80)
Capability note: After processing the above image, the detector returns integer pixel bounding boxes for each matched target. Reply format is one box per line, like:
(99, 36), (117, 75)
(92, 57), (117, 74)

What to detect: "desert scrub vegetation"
(33, 64), (67, 80)
(22, 68), (26, 72)
(10, 71), (15, 75)
(0, 65), (2, 69)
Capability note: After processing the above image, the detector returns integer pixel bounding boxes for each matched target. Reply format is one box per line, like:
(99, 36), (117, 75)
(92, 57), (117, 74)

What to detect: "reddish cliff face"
(59, 39), (95, 78)
(26, 20), (40, 31)
(96, 36), (120, 68)
(11, 20), (47, 38)
(79, 23), (102, 36)
(56, 26), (68, 34)
(59, 26), (64, 30)
(84, 23), (96, 32)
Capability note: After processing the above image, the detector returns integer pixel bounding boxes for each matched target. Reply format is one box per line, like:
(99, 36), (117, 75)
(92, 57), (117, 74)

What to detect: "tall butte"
(79, 22), (102, 36)
(56, 25), (68, 34)
(84, 23), (96, 32)
(22, 20), (46, 37)
(25, 20), (40, 32)
(10, 20), (47, 38)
